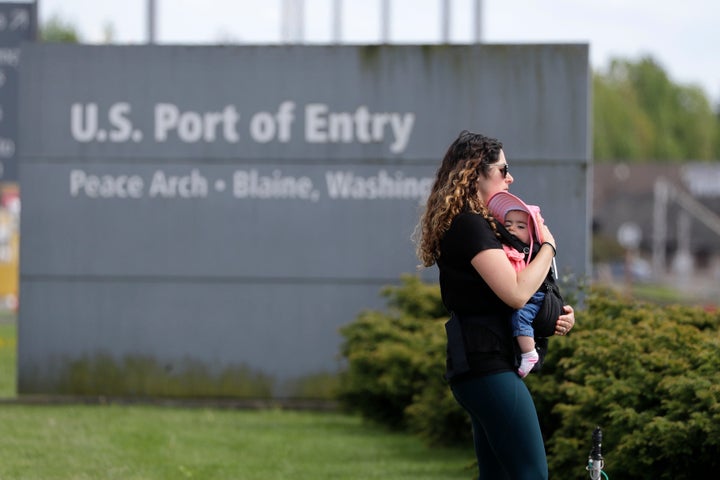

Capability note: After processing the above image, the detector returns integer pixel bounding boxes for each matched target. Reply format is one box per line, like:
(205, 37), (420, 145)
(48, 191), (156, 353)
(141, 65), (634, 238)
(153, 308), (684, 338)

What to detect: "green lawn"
(0, 316), (474, 480)
(0, 319), (16, 397)
(0, 406), (474, 480)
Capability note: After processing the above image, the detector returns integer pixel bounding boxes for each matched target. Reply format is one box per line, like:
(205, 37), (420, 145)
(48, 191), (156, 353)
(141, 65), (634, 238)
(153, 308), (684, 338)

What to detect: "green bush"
(339, 278), (720, 479)
(337, 274), (469, 442)
(535, 288), (720, 479)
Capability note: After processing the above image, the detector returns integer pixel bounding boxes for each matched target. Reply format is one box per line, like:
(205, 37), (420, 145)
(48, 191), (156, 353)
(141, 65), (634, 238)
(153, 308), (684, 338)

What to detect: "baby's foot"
(518, 350), (539, 378)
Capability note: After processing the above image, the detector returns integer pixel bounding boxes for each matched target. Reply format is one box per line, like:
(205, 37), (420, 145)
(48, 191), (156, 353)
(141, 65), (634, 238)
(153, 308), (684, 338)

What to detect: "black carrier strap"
(495, 221), (534, 264)
(444, 312), (469, 380)
(494, 220), (564, 339)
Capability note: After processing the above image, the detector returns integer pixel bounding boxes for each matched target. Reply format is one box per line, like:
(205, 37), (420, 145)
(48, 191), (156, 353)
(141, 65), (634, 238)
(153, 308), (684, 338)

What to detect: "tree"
(593, 72), (654, 160)
(593, 56), (719, 162)
(40, 14), (81, 43)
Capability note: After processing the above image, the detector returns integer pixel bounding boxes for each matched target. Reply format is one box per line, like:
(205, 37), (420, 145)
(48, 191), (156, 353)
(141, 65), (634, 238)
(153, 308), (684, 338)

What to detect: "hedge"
(337, 276), (720, 479)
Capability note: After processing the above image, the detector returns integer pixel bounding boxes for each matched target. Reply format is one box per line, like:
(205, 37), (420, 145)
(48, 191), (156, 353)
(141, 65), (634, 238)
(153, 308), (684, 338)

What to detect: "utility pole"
(474, 0), (483, 43)
(652, 178), (669, 277)
(147, 0), (156, 44)
(441, 0), (450, 44)
(380, 0), (390, 43)
(332, 0), (342, 44)
(282, 0), (305, 44)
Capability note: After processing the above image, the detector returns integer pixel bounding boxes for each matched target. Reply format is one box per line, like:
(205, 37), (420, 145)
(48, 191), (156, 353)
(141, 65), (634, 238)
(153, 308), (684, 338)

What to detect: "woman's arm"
(470, 224), (556, 309)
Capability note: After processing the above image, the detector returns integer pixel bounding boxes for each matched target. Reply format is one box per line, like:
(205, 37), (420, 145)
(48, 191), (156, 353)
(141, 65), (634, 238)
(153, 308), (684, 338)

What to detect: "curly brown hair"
(415, 131), (504, 267)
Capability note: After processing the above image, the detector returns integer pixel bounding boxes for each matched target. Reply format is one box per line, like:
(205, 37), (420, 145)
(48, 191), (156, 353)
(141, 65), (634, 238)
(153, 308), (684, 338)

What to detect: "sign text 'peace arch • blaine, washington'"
(18, 44), (589, 397)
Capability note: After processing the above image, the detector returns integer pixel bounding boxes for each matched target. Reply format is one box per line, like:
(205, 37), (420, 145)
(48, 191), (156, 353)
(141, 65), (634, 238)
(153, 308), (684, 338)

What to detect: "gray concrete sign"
(18, 44), (589, 397)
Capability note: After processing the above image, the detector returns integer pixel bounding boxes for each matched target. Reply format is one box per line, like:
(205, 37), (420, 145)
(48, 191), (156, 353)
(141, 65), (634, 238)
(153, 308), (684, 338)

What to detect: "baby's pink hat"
(487, 191), (545, 248)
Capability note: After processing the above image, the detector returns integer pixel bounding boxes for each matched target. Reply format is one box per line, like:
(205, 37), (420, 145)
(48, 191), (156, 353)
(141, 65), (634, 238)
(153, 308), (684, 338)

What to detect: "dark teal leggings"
(451, 371), (548, 480)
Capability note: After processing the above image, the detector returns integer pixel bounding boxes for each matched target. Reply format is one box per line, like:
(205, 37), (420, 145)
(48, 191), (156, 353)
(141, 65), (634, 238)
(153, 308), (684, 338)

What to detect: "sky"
(29, 0), (720, 104)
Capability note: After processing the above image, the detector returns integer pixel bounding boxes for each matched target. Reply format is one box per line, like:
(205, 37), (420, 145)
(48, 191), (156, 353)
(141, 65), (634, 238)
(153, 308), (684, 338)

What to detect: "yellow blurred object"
(0, 183), (19, 310)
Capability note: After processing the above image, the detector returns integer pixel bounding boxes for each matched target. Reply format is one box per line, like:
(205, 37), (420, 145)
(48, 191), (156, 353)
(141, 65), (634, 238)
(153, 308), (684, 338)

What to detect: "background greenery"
(593, 57), (720, 162)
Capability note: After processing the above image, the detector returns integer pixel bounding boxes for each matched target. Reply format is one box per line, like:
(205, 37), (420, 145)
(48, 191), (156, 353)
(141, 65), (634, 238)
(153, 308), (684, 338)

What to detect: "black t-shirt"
(438, 212), (510, 315)
(438, 211), (515, 379)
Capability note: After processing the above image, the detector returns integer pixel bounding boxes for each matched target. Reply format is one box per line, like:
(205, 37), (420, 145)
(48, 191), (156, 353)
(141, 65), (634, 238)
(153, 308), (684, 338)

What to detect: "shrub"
(536, 287), (720, 479)
(338, 280), (720, 479)
(337, 274), (469, 442)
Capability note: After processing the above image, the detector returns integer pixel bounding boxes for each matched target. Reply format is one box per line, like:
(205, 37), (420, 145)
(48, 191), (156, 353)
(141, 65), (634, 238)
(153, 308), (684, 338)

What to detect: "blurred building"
(593, 163), (720, 284)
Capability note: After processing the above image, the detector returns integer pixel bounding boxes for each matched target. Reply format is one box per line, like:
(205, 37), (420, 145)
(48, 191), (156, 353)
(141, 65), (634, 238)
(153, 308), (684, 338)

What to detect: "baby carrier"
(495, 221), (565, 372)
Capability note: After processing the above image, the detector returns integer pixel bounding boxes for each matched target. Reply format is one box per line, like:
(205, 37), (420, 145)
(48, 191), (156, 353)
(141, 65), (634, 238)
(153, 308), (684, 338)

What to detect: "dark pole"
(474, 0), (483, 43)
(33, 0), (40, 40)
(147, 0), (156, 44)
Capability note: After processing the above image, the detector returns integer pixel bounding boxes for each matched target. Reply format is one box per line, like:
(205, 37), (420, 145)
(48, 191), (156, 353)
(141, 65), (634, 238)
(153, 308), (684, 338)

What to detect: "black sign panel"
(0, 2), (36, 182)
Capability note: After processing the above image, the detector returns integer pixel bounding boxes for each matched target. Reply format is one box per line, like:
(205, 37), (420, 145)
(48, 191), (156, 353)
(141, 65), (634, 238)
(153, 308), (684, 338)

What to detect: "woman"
(416, 130), (575, 479)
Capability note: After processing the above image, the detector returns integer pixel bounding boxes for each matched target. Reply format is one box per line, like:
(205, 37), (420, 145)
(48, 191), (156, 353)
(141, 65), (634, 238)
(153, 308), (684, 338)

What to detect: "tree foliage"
(537, 289), (720, 479)
(40, 14), (81, 43)
(593, 56), (719, 162)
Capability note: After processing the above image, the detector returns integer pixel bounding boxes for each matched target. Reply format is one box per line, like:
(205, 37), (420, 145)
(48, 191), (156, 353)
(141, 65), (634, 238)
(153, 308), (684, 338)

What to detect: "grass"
(0, 321), (16, 397)
(596, 280), (719, 307)
(0, 314), (475, 480)
(0, 406), (474, 480)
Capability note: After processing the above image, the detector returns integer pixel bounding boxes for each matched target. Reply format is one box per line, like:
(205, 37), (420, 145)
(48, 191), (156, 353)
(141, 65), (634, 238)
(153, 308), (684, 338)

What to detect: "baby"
(487, 191), (548, 378)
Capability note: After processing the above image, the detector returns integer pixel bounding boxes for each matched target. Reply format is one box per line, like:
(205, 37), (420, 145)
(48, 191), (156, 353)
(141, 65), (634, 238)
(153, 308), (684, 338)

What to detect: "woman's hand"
(540, 224), (556, 250)
(555, 304), (575, 336)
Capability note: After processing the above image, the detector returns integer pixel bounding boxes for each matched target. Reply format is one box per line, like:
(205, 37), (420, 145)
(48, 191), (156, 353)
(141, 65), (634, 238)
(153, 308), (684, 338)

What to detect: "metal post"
(672, 210), (693, 281)
(296, 0), (305, 43)
(380, 0), (390, 44)
(652, 178), (669, 277)
(441, 0), (450, 44)
(282, 0), (290, 43)
(147, 0), (156, 44)
(474, 0), (483, 43)
(282, 0), (305, 44)
(332, 0), (342, 44)
(31, 0), (40, 41)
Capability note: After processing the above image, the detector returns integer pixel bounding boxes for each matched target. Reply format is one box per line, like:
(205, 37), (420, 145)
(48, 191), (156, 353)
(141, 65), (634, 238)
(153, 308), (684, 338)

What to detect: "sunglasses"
(491, 163), (509, 178)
